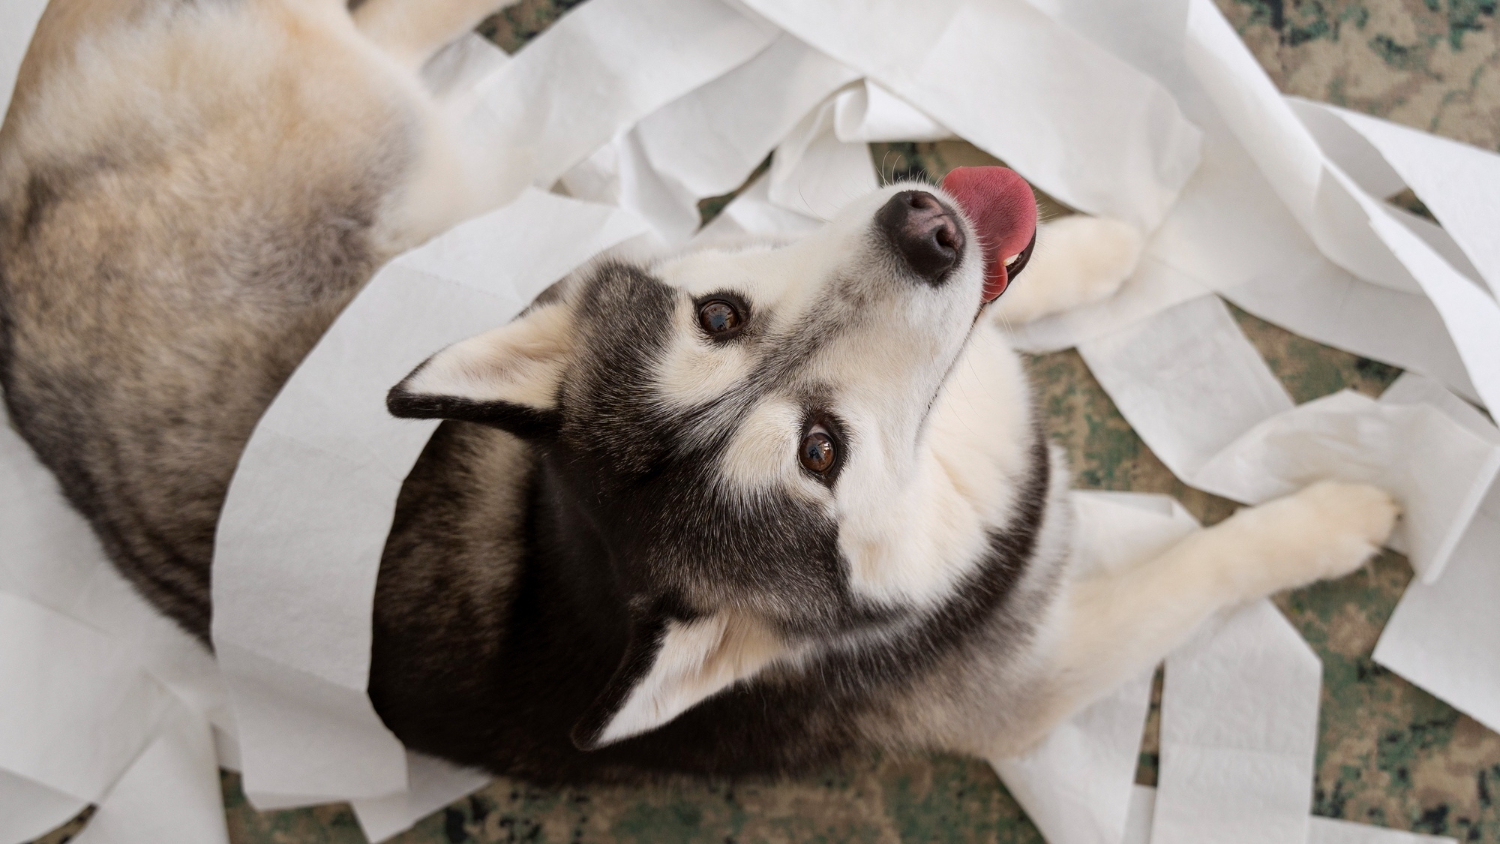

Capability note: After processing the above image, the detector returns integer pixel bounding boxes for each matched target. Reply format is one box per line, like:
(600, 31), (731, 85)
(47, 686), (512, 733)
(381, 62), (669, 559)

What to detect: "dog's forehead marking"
(648, 244), (829, 414)
(716, 396), (827, 505)
(653, 296), (757, 410)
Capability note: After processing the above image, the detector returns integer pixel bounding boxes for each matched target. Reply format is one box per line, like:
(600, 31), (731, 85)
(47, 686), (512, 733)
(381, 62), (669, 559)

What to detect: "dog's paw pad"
(1287, 480), (1400, 580)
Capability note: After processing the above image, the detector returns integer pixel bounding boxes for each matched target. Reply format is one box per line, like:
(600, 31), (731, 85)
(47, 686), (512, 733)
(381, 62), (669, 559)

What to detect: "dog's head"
(388, 168), (1038, 750)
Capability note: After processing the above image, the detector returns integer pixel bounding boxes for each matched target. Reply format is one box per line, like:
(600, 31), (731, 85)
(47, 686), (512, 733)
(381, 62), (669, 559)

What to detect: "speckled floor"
(33, 0), (1500, 842)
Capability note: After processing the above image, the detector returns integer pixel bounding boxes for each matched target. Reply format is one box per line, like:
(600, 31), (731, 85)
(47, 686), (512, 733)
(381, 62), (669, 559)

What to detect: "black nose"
(875, 190), (965, 284)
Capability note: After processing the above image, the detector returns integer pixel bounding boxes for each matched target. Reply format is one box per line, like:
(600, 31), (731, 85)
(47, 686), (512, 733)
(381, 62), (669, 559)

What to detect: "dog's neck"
(526, 455), (633, 645)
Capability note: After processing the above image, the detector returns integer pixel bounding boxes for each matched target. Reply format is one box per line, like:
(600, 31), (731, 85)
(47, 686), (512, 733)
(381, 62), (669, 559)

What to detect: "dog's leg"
(1016, 481), (1396, 750)
(991, 215), (1143, 325)
(353, 0), (511, 70)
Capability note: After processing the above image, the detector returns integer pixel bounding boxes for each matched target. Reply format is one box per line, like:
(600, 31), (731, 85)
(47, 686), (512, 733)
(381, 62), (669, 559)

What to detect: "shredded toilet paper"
(1152, 600), (1324, 844)
(1078, 295), (1500, 582)
(737, 0), (1203, 231)
(69, 704), (229, 844)
(3, 0), (1499, 841)
(0, 594), (172, 830)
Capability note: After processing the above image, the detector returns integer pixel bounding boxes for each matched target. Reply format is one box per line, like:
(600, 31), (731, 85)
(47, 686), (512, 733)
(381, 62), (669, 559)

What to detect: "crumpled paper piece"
(1373, 375), (1500, 737)
(1078, 294), (1500, 582)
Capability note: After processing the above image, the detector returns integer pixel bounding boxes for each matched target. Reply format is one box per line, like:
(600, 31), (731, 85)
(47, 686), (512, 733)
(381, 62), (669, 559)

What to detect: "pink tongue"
(941, 167), (1038, 302)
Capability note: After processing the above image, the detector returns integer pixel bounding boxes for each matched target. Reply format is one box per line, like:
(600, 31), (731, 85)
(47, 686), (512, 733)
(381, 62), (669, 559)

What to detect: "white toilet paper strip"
(1362, 207), (1500, 415)
(636, 32), (859, 201)
(1009, 0), (1489, 420)
(65, 562), (229, 737)
(1182, 0), (1412, 296)
(1151, 600), (1323, 844)
(1079, 295), (1294, 478)
(212, 191), (648, 808)
(351, 752), (493, 843)
(469, 0), (779, 190)
(2, 393), (228, 842)
(766, 93), (877, 221)
(735, 0), (1203, 232)
(0, 769), (86, 844)
(70, 704), (229, 844)
(694, 171), (823, 242)
(994, 672), (1156, 844)
(1317, 105), (1500, 301)
(558, 33), (859, 245)
(1220, 267), (1479, 407)
(635, 32), (859, 242)
(421, 33), (510, 101)
(832, 79), (951, 144)
(1181, 0), (1500, 413)
(0, 414), (227, 730)
(0, 593), (173, 809)
(1373, 375), (1500, 737)
(560, 131), (694, 243)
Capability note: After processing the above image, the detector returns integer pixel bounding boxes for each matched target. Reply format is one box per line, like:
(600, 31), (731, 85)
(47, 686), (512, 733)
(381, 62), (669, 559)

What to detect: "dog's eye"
(698, 299), (742, 336)
(799, 425), (836, 474)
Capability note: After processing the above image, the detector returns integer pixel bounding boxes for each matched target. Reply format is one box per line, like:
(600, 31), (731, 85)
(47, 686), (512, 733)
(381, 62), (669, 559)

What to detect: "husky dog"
(1, 0), (1397, 785)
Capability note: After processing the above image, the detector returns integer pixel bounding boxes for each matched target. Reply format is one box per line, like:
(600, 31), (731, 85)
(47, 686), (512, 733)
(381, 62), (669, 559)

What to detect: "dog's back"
(0, 0), (458, 635)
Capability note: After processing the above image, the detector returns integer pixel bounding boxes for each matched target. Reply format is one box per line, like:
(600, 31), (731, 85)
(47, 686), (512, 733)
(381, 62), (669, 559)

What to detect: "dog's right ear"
(387, 300), (575, 440)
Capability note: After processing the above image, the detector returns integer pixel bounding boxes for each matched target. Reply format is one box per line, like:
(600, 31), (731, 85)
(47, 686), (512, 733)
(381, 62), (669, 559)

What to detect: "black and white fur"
(0, 0), (1397, 786)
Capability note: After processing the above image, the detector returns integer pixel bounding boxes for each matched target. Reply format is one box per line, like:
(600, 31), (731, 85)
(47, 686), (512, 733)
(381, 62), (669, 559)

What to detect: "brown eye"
(799, 426), (836, 474)
(698, 299), (742, 336)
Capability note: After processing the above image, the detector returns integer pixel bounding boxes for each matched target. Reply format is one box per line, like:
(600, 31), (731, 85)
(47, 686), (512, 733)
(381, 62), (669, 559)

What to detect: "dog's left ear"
(387, 300), (575, 439)
(571, 611), (791, 751)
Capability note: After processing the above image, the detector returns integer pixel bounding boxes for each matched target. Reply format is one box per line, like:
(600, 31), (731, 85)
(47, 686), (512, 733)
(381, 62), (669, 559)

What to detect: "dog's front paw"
(1267, 480), (1399, 584)
(993, 216), (1142, 324)
(1046, 216), (1143, 307)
